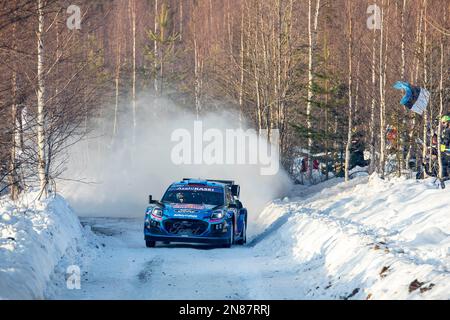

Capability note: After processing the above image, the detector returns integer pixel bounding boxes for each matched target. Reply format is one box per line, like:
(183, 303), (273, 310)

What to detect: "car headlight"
(211, 210), (225, 219)
(152, 207), (163, 218)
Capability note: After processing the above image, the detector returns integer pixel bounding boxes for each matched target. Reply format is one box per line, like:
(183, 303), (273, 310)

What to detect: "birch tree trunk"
(192, 8), (203, 119)
(253, 3), (262, 134)
(405, 3), (424, 171)
(37, 0), (47, 197)
(307, 0), (313, 177)
(10, 70), (19, 200)
(398, 0), (407, 174)
(400, 0), (406, 80)
(9, 4), (19, 200)
(129, 0), (137, 136)
(437, 40), (444, 180)
(354, 57), (360, 123)
(306, 0), (321, 180)
(421, 0), (428, 166)
(238, 7), (244, 127)
(369, 28), (377, 174)
(159, 3), (165, 95)
(154, 0), (159, 94)
(378, 0), (387, 179)
(194, 31), (200, 118)
(113, 39), (121, 138)
(179, 1), (183, 41)
(324, 34), (330, 180)
(345, 13), (353, 182)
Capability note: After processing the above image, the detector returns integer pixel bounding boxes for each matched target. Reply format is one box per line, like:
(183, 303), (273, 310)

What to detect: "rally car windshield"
(162, 189), (224, 206)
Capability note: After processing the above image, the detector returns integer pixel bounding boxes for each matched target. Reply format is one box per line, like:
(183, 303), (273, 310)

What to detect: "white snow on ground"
(248, 177), (345, 239)
(2, 174), (449, 300)
(0, 192), (83, 299)
(253, 174), (450, 299)
(45, 175), (449, 300)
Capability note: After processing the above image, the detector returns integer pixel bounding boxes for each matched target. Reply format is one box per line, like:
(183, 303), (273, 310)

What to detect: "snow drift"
(253, 175), (450, 299)
(60, 96), (291, 232)
(0, 192), (82, 299)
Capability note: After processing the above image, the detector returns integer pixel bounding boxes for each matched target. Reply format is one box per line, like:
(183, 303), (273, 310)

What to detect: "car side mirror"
(236, 200), (243, 210)
(228, 203), (237, 209)
(231, 185), (240, 197)
(149, 195), (165, 208)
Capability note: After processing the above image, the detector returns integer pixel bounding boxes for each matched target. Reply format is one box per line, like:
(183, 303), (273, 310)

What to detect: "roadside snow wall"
(253, 175), (450, 299)
(0, 192), (82, 299)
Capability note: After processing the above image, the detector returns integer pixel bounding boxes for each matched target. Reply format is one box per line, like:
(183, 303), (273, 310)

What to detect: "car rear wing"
(182, 178), (240, 198)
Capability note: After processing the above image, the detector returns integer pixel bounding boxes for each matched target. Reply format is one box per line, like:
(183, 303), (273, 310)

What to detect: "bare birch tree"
(306, 0), (321, 180)
(344, 5), (353, 182)
(36, 0), (47, 197)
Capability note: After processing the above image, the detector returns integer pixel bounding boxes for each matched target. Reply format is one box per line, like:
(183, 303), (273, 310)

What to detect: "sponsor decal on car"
(173, 213), (198, 219)
(172, 203), (205, 209)
(169, 186), (222, 193)
(175, 209), (198, 214)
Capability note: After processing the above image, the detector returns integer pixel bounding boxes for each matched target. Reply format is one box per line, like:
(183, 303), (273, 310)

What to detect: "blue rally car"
(144, 179), (247, 248)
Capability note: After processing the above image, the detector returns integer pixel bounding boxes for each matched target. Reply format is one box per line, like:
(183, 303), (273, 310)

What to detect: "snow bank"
(254, 175), (450, 299)
(0, 192), (82, 299)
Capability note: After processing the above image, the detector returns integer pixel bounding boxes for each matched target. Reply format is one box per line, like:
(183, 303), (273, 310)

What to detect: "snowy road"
(45, 177), (450, 300)
(48, 218), (307, 300)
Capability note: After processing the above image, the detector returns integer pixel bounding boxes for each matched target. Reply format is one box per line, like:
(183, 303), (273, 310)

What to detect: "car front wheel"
(145, 240), (156, 248)
(222, 222), (234, 248)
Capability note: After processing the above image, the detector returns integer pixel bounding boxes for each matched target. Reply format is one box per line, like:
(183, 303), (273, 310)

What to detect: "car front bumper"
(144, 217), (231, 244)
(144, 234), (230, 244)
